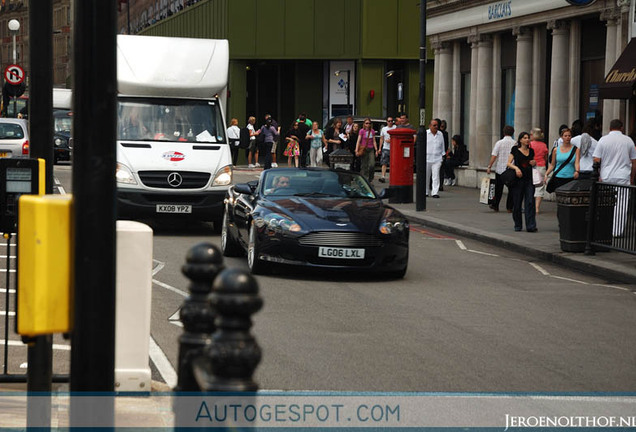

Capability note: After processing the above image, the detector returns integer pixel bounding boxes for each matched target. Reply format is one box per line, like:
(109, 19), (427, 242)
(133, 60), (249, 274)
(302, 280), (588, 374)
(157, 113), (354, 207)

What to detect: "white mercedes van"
(115, 35), (232, 227)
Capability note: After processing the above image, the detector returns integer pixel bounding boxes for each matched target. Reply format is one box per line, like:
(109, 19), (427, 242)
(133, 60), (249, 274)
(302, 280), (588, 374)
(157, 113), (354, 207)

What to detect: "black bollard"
(174, 242), (224, 392)
(192, 268), (263, 392)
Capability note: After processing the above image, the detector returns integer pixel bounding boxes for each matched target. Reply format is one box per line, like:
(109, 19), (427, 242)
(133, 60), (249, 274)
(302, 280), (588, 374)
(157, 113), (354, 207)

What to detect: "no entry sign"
(4, 64), (24, 85)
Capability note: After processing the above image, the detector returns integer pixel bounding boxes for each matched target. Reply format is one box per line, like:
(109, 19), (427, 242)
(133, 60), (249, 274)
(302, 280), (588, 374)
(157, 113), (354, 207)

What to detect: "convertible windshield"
(117, 98), (226, 143)
(262, 169), (376, 199)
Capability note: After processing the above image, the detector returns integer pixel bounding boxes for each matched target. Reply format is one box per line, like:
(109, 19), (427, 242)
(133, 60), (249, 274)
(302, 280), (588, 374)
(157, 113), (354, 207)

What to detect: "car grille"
(298, 232), (383, 247)
(138, 171), (210, 189)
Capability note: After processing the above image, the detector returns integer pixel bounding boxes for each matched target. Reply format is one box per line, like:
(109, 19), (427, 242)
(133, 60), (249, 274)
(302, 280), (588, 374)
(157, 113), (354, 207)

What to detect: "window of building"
(500, 34), (516, 132)
(459, 41), (471, 149)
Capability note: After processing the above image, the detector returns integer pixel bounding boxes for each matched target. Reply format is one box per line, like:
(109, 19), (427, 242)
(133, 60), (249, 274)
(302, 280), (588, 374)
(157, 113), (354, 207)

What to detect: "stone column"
(436, 41), (453, 128)
(451, 40), (461, 138)
(432, 39), (441, 118)
(548, 20), (570, 144)
(568, 20), (581, 124)
(476, 35), (493, 168)
(602, 9), (620, 132)
(468, 34), (479, 159)
(532, 27), (546, 128)
(514, 26), (533, 134)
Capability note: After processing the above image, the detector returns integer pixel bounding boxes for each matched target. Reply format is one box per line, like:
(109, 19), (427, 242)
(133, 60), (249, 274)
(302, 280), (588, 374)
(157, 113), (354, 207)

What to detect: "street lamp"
(8, 19), (20, 117)
(334, 69), (351, 115)
(8, 19), (19, 65)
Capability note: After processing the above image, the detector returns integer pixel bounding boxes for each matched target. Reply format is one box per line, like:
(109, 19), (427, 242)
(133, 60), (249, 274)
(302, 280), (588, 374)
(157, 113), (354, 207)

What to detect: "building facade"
(427, 0), (633, 185)
(0, 0), (72, 89)
(120, 0), (433, 141)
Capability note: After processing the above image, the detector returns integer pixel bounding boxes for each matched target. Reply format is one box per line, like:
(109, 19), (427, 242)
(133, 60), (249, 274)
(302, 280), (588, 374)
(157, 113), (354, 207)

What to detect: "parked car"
(0, 118), (29, 158)
(222, 167), (409, 277)
(53, 109), (73, 164)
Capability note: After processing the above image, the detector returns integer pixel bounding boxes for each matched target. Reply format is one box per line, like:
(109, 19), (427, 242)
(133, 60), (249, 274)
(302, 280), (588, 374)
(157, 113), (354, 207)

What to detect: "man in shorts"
(378, 116), (396, 183)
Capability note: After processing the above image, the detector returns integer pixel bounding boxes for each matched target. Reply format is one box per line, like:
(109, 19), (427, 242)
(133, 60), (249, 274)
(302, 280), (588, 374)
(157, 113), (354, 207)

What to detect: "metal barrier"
(586, 179), (636, 256)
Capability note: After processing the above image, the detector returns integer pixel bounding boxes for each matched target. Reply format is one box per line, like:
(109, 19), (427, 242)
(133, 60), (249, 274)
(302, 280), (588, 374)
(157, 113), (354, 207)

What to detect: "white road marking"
(551, 275), (589, 285)
(0, 339), (70, 351)
(0, 256), (15, 259)
(0, 269), (16, 273)
(0, 289), (15, 294)
(152, 279), (188, 297)
(0, 311), (15, 316)
(455, 240), (467, 250)
(149, 336), (177, 389)
(168, 309), (183, 328)
(528, 262), (550, 276)
(152, 260), (165, 276)
(467, 249), (499, 257)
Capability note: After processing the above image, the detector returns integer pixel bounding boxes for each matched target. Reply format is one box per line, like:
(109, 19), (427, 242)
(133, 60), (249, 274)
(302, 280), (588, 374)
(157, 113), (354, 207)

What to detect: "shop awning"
(599, 38), (636, 99)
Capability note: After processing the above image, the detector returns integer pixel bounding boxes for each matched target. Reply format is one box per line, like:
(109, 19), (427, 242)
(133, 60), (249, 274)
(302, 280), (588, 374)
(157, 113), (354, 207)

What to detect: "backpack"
(239, 127), (251, 149)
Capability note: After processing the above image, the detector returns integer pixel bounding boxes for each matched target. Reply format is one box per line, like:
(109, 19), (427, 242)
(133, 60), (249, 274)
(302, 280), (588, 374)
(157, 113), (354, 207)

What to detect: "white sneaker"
(443, 179), (450, 186)
(451, 179), (457, 186)
(248, 164), (255, 168)
(272, 162), (278, 168)
(254, 163), (261, 168)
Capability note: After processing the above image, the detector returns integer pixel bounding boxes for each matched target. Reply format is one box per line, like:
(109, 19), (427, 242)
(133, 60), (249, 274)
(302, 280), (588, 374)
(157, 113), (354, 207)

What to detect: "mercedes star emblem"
(167, 172), (183, 187)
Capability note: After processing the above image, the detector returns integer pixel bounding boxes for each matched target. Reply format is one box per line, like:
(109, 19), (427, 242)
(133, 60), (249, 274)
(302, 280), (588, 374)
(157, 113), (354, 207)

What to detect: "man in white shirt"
(593, 119), (636, 237)
(426, 119), (445, 197)
(486, 125), (516, 212)
(377, 116), (396, 183)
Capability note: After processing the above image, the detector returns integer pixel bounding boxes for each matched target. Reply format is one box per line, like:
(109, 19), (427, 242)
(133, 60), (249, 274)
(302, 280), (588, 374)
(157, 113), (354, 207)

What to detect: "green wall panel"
(143, 0), (227, 39)
(315, 0), (346, 57)
(255, 0), (286, 57)
(362, 0), (398, 59)
(397, 0), (419, 58)
(228, 60), (247, 124)
(357, 60), (384, 118)
(284, 0), (315, 57)
(229, 0), (257, 56)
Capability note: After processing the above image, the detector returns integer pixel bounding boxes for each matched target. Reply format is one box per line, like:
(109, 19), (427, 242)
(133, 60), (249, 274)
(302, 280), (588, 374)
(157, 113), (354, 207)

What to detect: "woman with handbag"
(544, 127), (580, 193)
(507, 131), (538, 232)
(355, 118), (377, 182)
(529, 127), (548, 214)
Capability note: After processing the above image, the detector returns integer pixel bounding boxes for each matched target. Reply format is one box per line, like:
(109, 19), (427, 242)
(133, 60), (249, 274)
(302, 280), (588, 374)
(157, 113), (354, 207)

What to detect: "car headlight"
(379, 209), (409, 234)
(213, 165), (233, 186)
(54, 138), (63, 146)
(255, 213), (301, 233)
(116, 163), (137, 185)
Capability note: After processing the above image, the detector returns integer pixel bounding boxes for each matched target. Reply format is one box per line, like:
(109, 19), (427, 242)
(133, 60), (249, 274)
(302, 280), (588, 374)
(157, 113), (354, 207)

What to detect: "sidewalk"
(388, 184), (636, 285)
(233, 166), (636, 284)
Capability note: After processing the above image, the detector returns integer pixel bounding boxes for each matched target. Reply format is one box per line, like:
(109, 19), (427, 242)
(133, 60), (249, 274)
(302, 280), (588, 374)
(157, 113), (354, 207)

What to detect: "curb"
(405, 213), (636, 285)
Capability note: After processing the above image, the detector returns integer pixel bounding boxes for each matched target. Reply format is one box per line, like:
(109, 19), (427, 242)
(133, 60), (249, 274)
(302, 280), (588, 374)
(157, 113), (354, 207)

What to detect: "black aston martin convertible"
(221, 167), (409, 277)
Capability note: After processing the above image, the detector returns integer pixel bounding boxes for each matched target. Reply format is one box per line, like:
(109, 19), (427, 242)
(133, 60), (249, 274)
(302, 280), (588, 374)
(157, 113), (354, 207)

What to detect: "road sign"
(4, 64), (24, 85)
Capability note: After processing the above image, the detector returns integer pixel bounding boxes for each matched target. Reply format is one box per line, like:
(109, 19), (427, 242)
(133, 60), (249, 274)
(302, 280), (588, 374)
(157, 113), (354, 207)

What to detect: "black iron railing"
(586, 178), (636, 256)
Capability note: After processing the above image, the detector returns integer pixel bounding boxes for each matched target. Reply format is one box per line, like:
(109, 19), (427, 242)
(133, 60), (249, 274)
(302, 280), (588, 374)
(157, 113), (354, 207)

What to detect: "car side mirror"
(234, 183), (253, 195)
(378, 188), (393, 199)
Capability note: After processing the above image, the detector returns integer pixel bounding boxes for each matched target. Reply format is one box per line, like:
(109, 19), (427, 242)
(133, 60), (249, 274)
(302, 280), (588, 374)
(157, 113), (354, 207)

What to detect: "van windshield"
(117, 98), (226, 143)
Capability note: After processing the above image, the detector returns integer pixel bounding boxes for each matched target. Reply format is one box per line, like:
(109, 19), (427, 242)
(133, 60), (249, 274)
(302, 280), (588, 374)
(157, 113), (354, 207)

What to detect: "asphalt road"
(0, 165), (635, 393)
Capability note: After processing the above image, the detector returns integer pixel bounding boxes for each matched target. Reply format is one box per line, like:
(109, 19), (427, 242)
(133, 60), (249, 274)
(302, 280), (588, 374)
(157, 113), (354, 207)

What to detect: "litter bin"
(555, 179), (614, 252)
(329, 148), (354, 170)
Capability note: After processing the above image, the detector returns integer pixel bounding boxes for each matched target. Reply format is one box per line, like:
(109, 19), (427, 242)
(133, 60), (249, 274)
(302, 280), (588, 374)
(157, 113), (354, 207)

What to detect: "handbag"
(532, 168), (543, 186)
(479, 176), (495, 205)
(500, 168), (517, 187)
(545, 147), (576, 193)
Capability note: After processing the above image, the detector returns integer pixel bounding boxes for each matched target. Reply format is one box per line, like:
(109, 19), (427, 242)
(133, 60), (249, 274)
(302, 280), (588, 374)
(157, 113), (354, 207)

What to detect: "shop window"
(501, 68), (516, 131)
(461, 73), (471, 150)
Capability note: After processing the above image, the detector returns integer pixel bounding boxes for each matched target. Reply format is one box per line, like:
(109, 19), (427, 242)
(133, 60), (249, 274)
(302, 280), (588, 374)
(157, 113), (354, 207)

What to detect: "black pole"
(416, 0), (427, 211)
(70, 0), (117, 425)
(27, 3), (54, 427)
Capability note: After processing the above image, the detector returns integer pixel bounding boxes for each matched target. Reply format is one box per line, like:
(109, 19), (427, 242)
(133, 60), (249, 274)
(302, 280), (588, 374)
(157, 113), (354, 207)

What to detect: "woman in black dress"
(507, 131), (537, 232)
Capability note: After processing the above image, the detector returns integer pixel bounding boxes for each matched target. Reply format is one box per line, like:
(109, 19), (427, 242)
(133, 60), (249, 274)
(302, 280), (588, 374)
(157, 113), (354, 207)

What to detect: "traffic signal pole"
(70, 0), (117, 426)
(27, 2), (53, 428)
